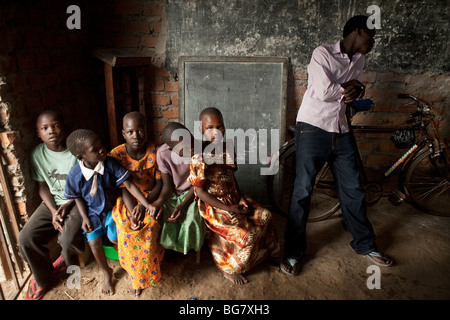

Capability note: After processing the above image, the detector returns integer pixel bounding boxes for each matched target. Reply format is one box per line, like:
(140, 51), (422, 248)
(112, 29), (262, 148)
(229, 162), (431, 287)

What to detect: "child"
(153, 122), (205, 255)
(64, 128), (154, 295)
(19, 110), (84, 300)
(188, 107), (281, 285)
(108, 111), (165, 296)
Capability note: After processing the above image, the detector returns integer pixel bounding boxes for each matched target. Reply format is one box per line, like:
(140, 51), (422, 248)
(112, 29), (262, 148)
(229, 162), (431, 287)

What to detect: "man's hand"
(341, 80), (365, 104)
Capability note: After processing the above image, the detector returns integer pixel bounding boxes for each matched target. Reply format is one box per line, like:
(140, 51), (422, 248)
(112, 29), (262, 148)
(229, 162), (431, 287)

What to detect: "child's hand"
(81, 218), (93, 233)
(55, 204), (67, 221)
(229, 204), (247, 214)
(130, 220), (144, 231)
(238, 196), (249, 213)
(146, 203), (164, 220)
(167, 204), (186, 223)
(57, 201), (75, 219)
(145, 203), (156, 217)
(130, 204), (146, 231)
(52, 201), (75, 232)
(151, 200), (164, 220)
(51, 210), (64, 232)
(132, 204), (146, 220)
(132, 203), (145, 219)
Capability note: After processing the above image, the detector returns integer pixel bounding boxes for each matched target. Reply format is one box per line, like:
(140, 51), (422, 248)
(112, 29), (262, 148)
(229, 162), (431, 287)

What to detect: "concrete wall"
(165, 0), (449, 75)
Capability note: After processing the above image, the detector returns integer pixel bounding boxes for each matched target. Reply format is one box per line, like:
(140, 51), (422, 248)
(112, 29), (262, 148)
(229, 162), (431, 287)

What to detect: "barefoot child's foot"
(134, 288), (142, 296)
(129, 286), (142, 296)
(129, 277), (142, 296)
(102, 267), (114, 295)
(223, 272), (248, 285)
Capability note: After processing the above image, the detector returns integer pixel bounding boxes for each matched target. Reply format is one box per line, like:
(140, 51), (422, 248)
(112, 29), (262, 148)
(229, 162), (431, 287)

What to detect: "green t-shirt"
(30, 143), (77, 205)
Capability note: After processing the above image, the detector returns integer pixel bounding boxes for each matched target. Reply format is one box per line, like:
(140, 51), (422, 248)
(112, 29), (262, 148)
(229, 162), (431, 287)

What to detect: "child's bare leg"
(89, 237), (114, 295)
(223, 271), (248, 285)
(109, 238), (118, 251)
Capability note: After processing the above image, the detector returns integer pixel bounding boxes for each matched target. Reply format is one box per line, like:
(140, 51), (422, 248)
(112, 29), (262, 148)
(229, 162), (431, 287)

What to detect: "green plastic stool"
(103, 238), (119, 260)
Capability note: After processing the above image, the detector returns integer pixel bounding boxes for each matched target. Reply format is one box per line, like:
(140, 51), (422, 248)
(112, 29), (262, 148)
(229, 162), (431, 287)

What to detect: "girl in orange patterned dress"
(188, 107), (280, 285)
(109, 112), (164, 296)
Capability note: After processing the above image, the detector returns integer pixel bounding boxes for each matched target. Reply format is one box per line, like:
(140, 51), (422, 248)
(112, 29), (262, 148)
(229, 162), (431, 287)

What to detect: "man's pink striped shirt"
(296, 41), (365, 133)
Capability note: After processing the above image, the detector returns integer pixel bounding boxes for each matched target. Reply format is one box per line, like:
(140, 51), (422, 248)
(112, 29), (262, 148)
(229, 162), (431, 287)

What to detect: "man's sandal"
(366, 251), (393, 267)
(279, 257), (301, 276)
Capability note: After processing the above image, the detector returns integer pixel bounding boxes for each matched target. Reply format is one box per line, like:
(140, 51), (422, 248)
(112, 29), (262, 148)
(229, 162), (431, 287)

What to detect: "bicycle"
(267, 94), (450, 222)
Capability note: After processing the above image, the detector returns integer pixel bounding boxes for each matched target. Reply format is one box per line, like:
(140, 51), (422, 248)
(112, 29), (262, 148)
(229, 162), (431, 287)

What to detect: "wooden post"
(0, 207), (19, 289)
(104, 63), (120, 148)
(90, 48), (153, 149)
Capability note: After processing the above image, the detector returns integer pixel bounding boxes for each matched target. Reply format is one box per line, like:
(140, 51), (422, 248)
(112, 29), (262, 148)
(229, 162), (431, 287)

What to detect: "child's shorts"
(84, 210), (117, 242)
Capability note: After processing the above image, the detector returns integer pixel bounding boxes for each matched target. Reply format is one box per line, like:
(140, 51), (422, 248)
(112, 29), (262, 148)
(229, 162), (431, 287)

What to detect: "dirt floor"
(15, 195), (450, 302)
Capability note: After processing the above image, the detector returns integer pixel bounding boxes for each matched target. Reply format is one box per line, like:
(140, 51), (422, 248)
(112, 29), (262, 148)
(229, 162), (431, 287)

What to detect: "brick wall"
(143, 66), (179, 145)
(0, 1), (107, 220)
(0, 0), (177, 219)
(89, 0), (177, 144)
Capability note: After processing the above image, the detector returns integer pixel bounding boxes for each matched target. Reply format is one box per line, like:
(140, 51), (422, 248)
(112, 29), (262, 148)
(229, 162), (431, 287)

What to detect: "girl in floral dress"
(109, 111), (164, 296)
(188, 107), (280, 285)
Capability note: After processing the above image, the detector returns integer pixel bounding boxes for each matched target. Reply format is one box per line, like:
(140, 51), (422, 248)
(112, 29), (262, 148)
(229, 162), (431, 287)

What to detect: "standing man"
(281, 15), (393, 276)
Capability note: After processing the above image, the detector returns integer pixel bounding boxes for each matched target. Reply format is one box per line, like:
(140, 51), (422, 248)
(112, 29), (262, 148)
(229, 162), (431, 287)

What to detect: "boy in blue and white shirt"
(65, 129), (154, 295)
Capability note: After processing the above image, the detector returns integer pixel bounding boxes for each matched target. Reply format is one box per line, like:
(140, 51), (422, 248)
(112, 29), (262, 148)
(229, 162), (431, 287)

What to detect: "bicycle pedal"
(389, 190), (406, 206)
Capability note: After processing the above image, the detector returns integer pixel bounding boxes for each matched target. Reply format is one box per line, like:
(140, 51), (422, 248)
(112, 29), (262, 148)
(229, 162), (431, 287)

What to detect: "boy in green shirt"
(19, 110), (83, 300)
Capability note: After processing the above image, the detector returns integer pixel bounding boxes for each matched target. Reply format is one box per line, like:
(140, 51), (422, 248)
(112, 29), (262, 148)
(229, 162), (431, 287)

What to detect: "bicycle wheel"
(267, 143), (340, 221)
(401, 148), (450, 216)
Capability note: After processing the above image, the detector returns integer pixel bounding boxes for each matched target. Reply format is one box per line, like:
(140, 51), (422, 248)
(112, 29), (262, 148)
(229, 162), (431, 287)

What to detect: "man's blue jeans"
(284, 122), (377, 260)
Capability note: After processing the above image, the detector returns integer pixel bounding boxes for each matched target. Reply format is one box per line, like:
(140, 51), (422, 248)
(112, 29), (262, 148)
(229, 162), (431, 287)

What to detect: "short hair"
(162, 122), (191, 147)
(343, 15), (369, 38)
(123, 111), (147, 128)
(66, 129), (96, 157)
(36, 110), (64, 127)
(199, 107), (223, 121)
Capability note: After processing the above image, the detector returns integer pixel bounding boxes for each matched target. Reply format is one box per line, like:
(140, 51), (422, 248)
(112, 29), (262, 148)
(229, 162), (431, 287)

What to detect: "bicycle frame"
(350, 123), (440, 187)
(350, 124), (406, 185)
(383, 144), (419, 177)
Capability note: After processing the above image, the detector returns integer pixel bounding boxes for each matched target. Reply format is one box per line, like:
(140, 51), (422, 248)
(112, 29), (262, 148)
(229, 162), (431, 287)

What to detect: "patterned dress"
(188, 148), (280, 275)
(109, 143), (165, 290)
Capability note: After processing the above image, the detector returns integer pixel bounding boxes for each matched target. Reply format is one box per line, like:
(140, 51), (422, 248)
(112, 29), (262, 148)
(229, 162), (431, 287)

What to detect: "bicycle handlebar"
(398, 94), (418, 101)
(398, 94), (431, 115)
